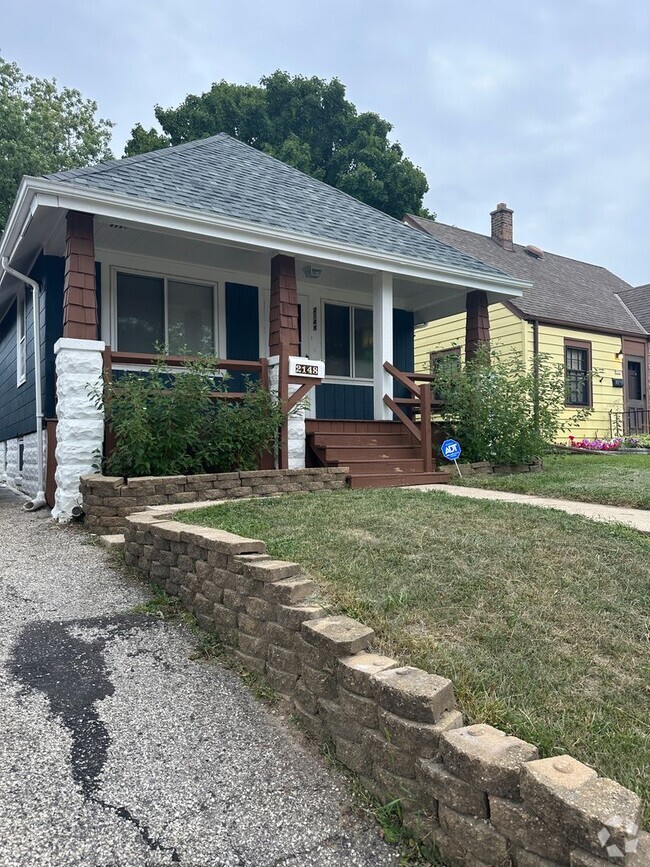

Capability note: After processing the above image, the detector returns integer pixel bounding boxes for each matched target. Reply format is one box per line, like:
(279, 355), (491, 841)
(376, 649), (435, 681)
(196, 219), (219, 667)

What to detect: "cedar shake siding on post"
(465, 290), (490, 360)
(63, 211), (98, 340)
(269, 254), (299, 358)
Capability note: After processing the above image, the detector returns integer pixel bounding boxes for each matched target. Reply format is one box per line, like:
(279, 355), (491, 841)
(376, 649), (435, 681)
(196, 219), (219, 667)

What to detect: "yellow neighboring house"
(406, 205), (650, 441)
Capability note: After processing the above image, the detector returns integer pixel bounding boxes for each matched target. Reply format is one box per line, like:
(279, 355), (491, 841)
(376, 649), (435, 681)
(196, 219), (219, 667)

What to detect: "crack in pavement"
(9, 612), (181, 863)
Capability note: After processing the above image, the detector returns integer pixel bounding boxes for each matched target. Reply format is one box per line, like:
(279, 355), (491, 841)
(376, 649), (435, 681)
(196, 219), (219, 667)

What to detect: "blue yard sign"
(441, 438), (463, 477)
(441, 439), (462, 461)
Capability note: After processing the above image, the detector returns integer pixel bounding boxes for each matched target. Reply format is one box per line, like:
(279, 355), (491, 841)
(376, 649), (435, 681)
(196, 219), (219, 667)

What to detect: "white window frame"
(16, 287), (26, 387)
(111, 266), (219, 356)
(321, 299), (374, 383)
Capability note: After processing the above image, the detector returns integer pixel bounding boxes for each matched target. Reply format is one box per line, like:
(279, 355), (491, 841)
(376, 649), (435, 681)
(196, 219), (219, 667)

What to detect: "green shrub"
(98, 355), (286, 477)
(433, 346), (592, 464)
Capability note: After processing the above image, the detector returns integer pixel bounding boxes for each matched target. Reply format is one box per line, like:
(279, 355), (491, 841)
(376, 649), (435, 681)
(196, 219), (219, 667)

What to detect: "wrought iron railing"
(609, 409), (650, 437)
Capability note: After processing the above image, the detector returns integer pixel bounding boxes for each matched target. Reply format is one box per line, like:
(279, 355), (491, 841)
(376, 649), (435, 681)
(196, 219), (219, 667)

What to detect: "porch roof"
(43, 134), (504, 280)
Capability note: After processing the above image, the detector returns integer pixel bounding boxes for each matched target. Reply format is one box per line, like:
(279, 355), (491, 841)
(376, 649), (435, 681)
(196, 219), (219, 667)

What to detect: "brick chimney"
(490, 202), (513, 251)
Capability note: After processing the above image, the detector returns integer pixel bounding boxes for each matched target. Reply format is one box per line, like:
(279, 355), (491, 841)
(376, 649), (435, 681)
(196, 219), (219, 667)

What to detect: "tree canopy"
(0, 56), (113, 231)
(125, 71), (434, 220)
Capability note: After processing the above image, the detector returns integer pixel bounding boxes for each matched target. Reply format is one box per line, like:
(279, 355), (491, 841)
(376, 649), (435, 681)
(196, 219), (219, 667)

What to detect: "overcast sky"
(4, 0), (650, 285)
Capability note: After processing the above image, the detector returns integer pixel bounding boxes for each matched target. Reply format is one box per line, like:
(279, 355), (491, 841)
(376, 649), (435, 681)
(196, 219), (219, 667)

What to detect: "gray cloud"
(3, 0), (649, 284)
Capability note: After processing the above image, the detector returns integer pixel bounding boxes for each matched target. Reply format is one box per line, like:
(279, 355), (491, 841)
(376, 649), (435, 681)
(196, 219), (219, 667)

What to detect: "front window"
(565, 340), (591, 406)
(116, 271), (214, 355)
(324, 302), (373, 379)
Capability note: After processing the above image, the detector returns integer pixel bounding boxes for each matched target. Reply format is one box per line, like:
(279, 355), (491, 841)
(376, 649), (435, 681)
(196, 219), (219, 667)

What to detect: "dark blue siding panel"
(315, 383), (373, 420)
(39, 256), (65, 419)
(225, 282), (259, 392)
(0, 294), (36, 441)
(0, 255), (66, 441)
(393, 308), (415, 401)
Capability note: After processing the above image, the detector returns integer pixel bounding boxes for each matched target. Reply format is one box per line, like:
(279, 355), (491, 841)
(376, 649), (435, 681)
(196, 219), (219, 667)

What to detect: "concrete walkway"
(411, 482), (650, 533)
(0, 486), (397, 867)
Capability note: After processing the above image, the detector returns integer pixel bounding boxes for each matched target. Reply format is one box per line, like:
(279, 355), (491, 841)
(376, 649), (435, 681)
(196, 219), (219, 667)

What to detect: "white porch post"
(52, 337), (105, 521)
(373, 271), (393, 420)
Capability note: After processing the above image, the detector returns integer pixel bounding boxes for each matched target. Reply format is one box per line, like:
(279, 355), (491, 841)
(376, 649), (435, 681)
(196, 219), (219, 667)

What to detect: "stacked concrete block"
(122, 514), (645, 867)
(457, 459), (543, 477)
(81, 467), (348, 534)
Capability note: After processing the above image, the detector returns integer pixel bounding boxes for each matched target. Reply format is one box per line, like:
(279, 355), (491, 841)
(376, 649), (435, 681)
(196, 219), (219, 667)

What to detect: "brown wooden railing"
(105, 350), (269, 400)
(383, 362), (443, 473)
(102, 349), (272, 464)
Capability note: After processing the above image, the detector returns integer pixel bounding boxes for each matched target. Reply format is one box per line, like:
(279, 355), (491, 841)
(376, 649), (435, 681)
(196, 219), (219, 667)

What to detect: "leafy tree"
(125, 71), (431, 219)
(0, 56), (114, 230)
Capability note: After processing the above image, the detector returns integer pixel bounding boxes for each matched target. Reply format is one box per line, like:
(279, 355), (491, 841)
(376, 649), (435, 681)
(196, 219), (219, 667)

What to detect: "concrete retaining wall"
(123, 512), (645, 867)
(81, 468), (348, 535)
(458, 459), (543, 477)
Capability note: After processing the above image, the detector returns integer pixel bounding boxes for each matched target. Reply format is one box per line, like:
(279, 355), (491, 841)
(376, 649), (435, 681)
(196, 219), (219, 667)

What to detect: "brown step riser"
(306, 421), (408, 434)
(322, 446), (423, 461)
(311, 435), (417, 447)
(348, 473), (451, 489)
(338, 460), (427, 474)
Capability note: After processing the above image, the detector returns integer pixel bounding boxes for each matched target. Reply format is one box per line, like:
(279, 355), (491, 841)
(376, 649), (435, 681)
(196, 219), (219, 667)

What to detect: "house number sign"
(289, 357), (325, 378)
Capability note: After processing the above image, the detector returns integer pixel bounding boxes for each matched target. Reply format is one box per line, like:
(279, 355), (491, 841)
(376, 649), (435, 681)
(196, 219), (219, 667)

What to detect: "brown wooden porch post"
(63, 211), (98, 340)
(269, 254), (300, 468)
(465, 290), (490, 362)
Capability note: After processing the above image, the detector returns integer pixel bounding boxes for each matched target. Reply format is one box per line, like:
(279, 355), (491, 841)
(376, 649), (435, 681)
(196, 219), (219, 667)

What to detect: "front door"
(625, 356), (646, 432)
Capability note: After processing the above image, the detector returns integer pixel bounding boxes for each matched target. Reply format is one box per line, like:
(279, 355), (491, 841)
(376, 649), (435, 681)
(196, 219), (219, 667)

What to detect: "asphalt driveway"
(0, 485), (397, 867)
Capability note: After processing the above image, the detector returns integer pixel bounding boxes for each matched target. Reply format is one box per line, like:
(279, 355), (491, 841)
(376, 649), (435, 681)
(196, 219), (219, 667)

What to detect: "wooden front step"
(306, 418), (450, 490)
(306, 420), (407, 434)
(334, 458), (427, 474)
(318, 444), (422, 461)
(312, 433), (418, 447)
(348, 471), (451, 489)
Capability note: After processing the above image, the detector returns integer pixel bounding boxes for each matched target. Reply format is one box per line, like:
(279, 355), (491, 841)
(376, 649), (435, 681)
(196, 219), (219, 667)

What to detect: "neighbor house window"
(116, 271), (215, 355)
(430, 347), (461, 399)
(565, 339), (591, 406)
(429, 347), (461, 374)
(324, 302), (373, 379)
(17, 288), (26, 386)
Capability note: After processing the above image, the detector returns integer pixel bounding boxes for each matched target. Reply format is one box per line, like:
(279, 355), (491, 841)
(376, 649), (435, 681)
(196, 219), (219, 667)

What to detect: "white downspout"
(0, 256), (47, 511)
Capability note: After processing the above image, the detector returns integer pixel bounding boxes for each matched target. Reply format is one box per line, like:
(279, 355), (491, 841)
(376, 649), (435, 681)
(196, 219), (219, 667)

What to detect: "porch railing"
(609, 408), (650, 437)
(105, 350), (269, 399)
(102, 349), (271, 463)
(382, 362), (443, 473)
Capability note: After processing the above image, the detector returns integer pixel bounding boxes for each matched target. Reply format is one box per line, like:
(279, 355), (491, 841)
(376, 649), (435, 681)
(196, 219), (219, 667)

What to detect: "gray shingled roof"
(407, 214), (646, 335)
(45, 134), (506, 280)
(616, 285), (650, 332)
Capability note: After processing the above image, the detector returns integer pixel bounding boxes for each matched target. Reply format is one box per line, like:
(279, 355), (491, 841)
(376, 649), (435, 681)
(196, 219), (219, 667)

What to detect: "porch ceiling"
(2, 199), (525, 322)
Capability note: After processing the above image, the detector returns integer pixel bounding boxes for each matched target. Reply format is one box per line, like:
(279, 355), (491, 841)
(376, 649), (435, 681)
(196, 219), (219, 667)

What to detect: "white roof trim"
(1, 177), (530, 297)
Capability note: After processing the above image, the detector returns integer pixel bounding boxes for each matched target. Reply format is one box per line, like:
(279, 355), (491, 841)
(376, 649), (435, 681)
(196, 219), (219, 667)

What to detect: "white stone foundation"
(0, 431), (47, 498)
(52, 337), (105, 521)
(267, 357), (313, 470)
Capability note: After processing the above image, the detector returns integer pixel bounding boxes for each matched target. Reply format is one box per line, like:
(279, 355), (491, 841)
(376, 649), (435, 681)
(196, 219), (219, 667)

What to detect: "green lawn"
(453, 453), (650, 509)
(179, 489), (650, 827)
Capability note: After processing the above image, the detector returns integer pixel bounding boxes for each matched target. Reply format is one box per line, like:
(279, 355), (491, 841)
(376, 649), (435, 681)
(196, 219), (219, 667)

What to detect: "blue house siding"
(0, 293), (37, 441)
(34, 255), (65, 419)
(0, 255), (66, 442)
(225, 282), (259, 392)
(315, 308), (415, 420)
(315, 383), (373, 420)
